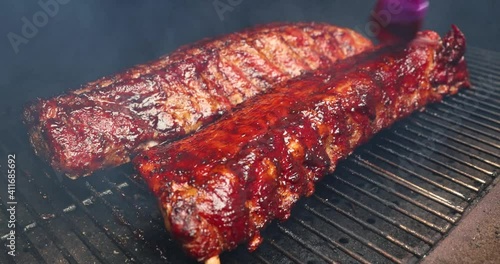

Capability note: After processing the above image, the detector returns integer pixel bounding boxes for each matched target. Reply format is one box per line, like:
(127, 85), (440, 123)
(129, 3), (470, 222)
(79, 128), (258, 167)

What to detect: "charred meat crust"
(23, 22), (373, 178)
(133, 26), (470, 261)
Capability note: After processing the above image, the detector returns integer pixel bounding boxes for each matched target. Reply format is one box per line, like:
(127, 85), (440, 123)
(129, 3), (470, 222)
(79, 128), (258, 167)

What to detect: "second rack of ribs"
(134, 26), (469, 262)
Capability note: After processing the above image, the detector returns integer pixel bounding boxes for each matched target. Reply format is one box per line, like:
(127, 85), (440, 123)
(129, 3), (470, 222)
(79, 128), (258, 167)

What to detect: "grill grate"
(1, 46), (499, 264)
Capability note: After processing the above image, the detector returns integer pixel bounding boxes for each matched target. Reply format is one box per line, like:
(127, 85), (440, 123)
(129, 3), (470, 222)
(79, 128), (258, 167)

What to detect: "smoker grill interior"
(0, 46), (499, 263)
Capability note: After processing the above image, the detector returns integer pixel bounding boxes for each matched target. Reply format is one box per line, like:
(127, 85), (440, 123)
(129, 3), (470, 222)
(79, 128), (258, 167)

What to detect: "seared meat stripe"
(22, 22), (372, 178)
(133, 26), (469, 262)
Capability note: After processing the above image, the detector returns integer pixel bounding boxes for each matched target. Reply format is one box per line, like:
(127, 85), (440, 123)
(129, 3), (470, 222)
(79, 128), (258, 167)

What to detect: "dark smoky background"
(0, 0), (498, 125)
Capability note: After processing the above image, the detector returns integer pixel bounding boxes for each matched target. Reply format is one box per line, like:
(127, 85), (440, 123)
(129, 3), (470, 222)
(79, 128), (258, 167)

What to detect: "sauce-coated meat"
(23, 22), (372, 178)
(133, 26), (469, 261)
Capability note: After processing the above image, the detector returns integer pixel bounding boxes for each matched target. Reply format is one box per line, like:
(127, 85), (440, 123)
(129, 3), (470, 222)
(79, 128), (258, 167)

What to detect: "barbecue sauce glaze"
(134, 26), (469, 261)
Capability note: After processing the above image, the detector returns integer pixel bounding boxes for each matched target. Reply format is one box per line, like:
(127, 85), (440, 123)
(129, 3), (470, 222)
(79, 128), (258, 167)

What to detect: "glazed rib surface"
(23, 22), (372, 178)
(134, 26), (469, 261)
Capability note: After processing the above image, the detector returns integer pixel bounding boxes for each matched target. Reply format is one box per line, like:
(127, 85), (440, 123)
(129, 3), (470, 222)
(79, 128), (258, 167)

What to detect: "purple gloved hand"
(371, 0), (430, 43)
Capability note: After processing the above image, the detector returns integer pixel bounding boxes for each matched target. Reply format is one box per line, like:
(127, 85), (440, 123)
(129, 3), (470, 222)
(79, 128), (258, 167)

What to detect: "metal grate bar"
(450, 97), (500, 119)
(12, 190), (78, 264)
(440, 100), (500, 125)
(380, 139), (486, 184)
(458, 93), (500, 112)
(467, 53), (499, 63)
(468, 54), (500, 68)
(464, 84), (500, 100)
(342, 166), (456, 223)
(372, 144), (479, 192)
(417, 113), (500, 149)
(0, 148), (78, 264)
(467, 59), (500, 81)
(469, 46), (500, 55)
(467, 75), (500, 94)
(4, 129), (265, 264)
(469, 73), (500, 89)
(83, 181), (168, 259)
(467, 46), (500, 59)
(95, 176), (198, 262)
(353, 156), (465, 212)
(17, 169), (111, 264)
(467, 78), (500, 93)
(303, 205), (403, 264)
(252, 252), (273, 264)
(119, 171), (151, 193)
(265, 239), (303, 264)
(0, 200), (47, 264)
(3, 130), (146, 262)
(97, 176), (182, 261)
(469, 70), (500, 87)
(311, 194), (424, 257)
(362, 150), (468, 199)
(290, 216), (371, 264)
(276, 223), (338, 263)
(40, 171), (142, 262)
(391, 132), (494, 175)
(423, 108), (499, 140)
(406, 118), (500, 158)
(1, 246), (11, 264)
(468, 63), (500, 85)
(468, 47), (500, 62)
(413, 110), (500, 148)
(468, 47), (500, 58)
(331, 175), (448, 233)
(320, 183), (435, 244)
(468, 64), (500, 86)
(403, 124), (500, 168)
(463, 89), (500, 105)
(443, 100), (500, 125)
(99, 176), (166, 230)
(1, 237), (15, 264)
(469, 55), (500, 66)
